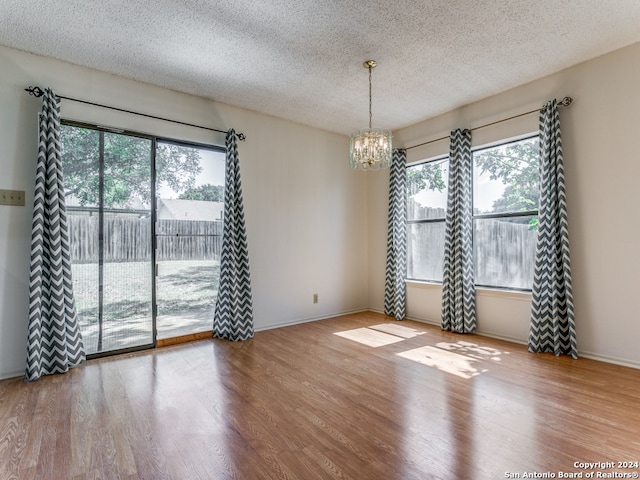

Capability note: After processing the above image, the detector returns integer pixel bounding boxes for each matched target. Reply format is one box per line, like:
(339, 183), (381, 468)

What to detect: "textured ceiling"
(2, 0), (640, 135)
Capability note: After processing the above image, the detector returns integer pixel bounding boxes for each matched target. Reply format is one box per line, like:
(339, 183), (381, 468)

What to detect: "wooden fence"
(67, 213), (222, 263)
(407, 202), (538, 289)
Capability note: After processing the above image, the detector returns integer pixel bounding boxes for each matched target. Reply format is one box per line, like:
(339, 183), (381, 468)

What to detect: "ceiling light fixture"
(349, 60), (392, 170)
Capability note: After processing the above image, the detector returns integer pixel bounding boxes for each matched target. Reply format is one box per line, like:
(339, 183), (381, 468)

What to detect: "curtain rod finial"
(236, 132), (246, 142)
(558, 96), (573, 107)
(25, 86), (45, 98)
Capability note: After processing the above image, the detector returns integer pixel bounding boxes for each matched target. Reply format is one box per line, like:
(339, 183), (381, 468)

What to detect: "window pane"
(155, 144), (225, 339)
(474, 216), (538, 289)
(407, 159), (448, 220)
(62, 125), (154, 355)
(473, 138), (539, 215)
(407, 222), (445, 282)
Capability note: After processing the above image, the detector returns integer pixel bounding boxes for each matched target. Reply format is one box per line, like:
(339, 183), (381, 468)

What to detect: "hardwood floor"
(1, 312), (639, 479)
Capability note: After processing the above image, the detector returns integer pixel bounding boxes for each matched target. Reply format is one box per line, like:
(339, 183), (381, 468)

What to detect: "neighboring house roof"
(65, 194), (150, 213)
(157, 199), (223, 221)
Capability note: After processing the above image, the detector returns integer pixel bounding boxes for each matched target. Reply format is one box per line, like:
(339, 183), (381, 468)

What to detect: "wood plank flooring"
(1, 312), (639, 479)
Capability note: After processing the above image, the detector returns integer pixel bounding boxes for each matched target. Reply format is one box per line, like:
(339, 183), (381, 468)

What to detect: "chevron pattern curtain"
(213, 129), (254, 341)
(384, 149), (407, 320)
(528, 100), (577, 358)
(26, 88), (85, 381)
(441, 129), (476, 333)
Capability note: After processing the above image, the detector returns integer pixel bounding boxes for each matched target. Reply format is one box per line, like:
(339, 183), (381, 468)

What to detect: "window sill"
(405, 280), (532, 301)
(405, 279), (442, 289)
(475, 287), (531, 301)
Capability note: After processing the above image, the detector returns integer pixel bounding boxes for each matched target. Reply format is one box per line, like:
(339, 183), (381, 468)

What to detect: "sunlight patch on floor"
(334, 327), (406, 347)
(334, 323), (505, 377)
(368, 323), (426, 339)
(397, 345), (489, 379)
(434, 341), (508, 362)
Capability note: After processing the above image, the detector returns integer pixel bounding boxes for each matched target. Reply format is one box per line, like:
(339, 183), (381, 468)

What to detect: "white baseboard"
(254, 307), (369, 333)
(577, 351), (640, 370)
(0, 369), (24, 381)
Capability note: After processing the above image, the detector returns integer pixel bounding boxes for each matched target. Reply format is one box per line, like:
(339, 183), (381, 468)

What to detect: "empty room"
(1, 1), (640, 479)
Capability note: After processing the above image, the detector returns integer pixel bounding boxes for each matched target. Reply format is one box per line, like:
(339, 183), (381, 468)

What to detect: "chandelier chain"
(368, 65), (373, 130)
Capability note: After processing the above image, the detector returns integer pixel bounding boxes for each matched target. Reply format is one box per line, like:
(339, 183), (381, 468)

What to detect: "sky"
(157, 148), (225, 200)
(412, 169), (507, 213)
(410, 143), (522, 214)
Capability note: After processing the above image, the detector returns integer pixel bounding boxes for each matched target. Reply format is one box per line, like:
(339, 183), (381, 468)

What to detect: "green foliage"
(406, 138), (540, 229)
(407, 161), (447, 196)
(178, 183), (224, 202)
(156, 143), (202, 201)
(474, 139), (540, 214)
(61, 126), (202, 208)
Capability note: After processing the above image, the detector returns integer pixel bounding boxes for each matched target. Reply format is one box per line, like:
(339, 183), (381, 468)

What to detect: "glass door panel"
(62, 125), (154, 355)
(64, 126), (101, 353)
(99, 210), (153, 351)
(155, 142), (225, 340)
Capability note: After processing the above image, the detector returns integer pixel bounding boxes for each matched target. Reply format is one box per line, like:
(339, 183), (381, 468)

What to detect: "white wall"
(3, 41), (639, 378)
(0, 45), (369, 379)
(369, 42), (640, 367)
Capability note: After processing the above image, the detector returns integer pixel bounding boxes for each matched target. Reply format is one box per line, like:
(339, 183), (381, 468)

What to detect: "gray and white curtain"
(528, 100), (577, 358)
(26, 88), (85, 381)
(441, 129), (476, 333)
(384, 149), (407, 320)
(213, 129), (254, 341)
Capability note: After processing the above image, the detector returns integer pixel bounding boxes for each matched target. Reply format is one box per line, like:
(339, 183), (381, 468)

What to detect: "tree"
(178, 183), (224, 202)
(473, 138), (540, 214)
(474, 138), (540, 229)
(406, 138), (540, 228)
(60, 126), (202, 208)
(407, 160), (447, 196)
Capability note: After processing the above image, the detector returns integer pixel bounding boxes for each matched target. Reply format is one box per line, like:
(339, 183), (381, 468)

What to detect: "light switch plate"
(0, 189), (26, 206)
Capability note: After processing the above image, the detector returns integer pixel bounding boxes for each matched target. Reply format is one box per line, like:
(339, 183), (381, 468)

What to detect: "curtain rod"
(24, 86), (246, 141)
(404, 96), (572, 151)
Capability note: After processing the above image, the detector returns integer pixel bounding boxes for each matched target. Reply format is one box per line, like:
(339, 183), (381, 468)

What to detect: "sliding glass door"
(62, 124), (154, 355)
(61, 124), (225, 355)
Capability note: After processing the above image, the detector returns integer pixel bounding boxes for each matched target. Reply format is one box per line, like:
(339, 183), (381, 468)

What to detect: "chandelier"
(349, 60), (392, 170)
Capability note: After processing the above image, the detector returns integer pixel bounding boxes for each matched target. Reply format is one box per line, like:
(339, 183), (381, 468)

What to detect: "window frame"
(406, 133), (540, 293)
(471, 134), (539, 292)
(60, 119), (226, 359)
(406, 155), (449, 283)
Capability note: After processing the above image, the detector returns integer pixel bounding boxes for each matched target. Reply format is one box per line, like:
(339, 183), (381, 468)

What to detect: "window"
(406, 135), (539, 291)
(473, 136), (539, 290)
(407, 157), (449, 282)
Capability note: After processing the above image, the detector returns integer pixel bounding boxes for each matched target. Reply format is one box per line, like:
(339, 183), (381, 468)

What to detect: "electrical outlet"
(313, 293), (318, 304)
(0, 189), (25, 206)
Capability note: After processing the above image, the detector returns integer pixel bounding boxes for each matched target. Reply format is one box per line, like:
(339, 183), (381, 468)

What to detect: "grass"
(156, 260), (220, 316)
(71, 259), (220, 353)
